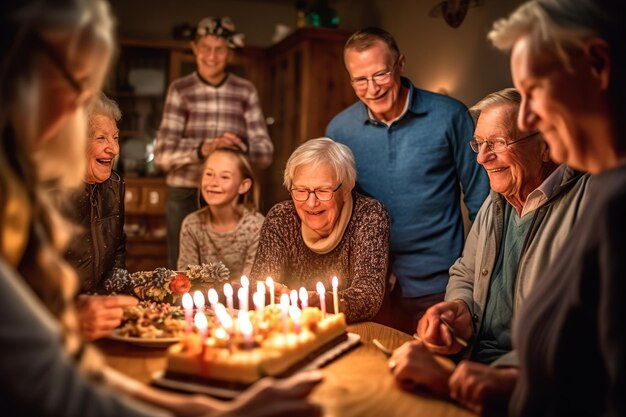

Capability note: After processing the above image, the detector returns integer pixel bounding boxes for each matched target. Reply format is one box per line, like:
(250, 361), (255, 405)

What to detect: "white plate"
(109, 329), (180, 348)
(151, 332), (361, 398)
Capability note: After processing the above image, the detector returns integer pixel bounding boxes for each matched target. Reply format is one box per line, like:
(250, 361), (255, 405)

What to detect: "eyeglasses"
(350, 61), (397, 91)
(290, 183), (342, 202)
(470, 131), (539, 154)
(34, 34), (92, 105)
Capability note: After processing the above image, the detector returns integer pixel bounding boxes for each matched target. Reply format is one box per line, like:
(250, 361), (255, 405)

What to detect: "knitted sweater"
(177, 206), (264, 278)
(250, 192), (389, 323)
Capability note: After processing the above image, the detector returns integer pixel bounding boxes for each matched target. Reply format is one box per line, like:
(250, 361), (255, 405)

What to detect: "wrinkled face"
(475, 104), (547, 201)
(511, 34), (609, 172)
(86, 115), (119, 183)
(345, 41), (404, 122)
(291, 163), (348, 238)
(192, 35), (232, 83)
(201, 151), (250, 208)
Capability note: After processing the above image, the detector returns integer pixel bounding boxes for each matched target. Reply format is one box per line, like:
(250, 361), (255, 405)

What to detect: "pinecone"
(152, 267), (172, 288)
(129, 271), (148, 288)
(201, 262), (230, 283)
(103, 268), (130, 293)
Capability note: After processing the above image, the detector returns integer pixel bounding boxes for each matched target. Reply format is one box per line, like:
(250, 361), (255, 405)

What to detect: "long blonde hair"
(0, 0), (115, 352)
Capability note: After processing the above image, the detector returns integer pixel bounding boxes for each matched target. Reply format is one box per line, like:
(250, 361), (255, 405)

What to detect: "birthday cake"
(164, 305), (348, 388)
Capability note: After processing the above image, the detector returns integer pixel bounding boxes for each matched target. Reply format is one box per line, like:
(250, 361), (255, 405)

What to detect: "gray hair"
(488, 0), (617, 70)
(469, 87), (521, 124)
(344, 27), (401, 64)
(283, 137), (357, 191)
(86, 92), (121, 121)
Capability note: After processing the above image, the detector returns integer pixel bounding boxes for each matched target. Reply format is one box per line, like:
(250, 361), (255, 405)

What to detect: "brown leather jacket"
(64, 170), (127, 293)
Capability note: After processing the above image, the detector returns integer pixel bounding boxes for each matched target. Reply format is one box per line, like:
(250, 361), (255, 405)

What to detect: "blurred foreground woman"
(0, 0), (321, 416)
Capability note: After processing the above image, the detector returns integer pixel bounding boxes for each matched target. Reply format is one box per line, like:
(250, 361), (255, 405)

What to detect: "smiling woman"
(250, 137), (390, 323)
(64, 92), (129, 298)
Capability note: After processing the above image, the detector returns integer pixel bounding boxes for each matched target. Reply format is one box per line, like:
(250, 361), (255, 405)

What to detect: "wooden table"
(98, 322), (477, 417)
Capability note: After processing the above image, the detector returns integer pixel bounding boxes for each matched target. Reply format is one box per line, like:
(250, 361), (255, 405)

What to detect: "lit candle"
(266, 277), (275, 305)
(215, 303), (233, 350)
(239, 313), (254, 349)
(257, 281), (266, 305)
(238, 287), (248, 313)
(224, 283), (234, 318)
(253, 291), (264, 321)
(299, 287), (308, 309)
(182, 292), (193, 334)
(193, 290), (205, 315)
(280, 293), (290, 337)
(194, 311), (208, 351)
(240, 275), (250, 311)
(208, 288), (219, 326)
(289, 305), (302, 334)
(208, 288), (218, 312)
(332, 276), (339, 314)
(290, 289), (298, 307)
(316, 281), (326, 318)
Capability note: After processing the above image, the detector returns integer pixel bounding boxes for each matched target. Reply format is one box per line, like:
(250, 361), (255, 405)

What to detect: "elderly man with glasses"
(250, 137), (390, 323)
(388, 88), (589, 415)
(326, 27), (489, 335)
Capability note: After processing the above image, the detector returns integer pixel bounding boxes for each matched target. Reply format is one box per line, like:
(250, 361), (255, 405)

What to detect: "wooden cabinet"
(123, 177), (168, 272)
(263, 27), (356, 208)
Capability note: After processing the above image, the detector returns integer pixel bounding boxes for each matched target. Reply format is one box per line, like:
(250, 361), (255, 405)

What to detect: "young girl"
(177, 148), (264, 278)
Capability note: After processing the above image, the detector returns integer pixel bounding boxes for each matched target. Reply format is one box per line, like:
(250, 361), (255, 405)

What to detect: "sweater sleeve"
(241, 212), (265, 276)
(177, 212), (202, 270)
(0, 259), (172, 417)
(341, 198), (389, 323)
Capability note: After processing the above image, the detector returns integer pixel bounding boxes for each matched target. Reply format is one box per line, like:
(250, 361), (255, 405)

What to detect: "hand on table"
(388, 340), (455, 399)
(201, 132), (247, 157)
(416, 299), (473, 355)
(77, 294), (138, 341)
(448, 361), (518, 415)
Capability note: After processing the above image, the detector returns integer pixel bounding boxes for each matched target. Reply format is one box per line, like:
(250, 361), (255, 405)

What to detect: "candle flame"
(280, 293), (290, 310)
(241, 275), (250, 288)
(316, 281), (325, 294)
(194, 312), (208, 330)
(224, 283), (233, 297)
(208, 288), (218, 305)
(290, 289), (298, 306)
(257, 281), (265, 294)
(182, 292), (193, 310)
(193, 290), (205, 308)
(332, 276), (338, 289)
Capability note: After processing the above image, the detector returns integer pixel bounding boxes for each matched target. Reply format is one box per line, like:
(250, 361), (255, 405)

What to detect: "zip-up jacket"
(445, 166), (589, 367)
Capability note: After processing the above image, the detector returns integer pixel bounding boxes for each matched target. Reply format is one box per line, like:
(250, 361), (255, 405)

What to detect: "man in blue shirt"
(326, 27), (489, 334)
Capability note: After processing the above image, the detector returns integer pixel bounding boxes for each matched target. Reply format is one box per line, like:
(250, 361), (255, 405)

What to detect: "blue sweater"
(326, 78), (489, 297)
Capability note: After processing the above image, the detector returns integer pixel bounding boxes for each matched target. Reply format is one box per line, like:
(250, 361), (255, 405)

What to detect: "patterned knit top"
(177, 206), (264, 279)
(250, 192), (389, 323)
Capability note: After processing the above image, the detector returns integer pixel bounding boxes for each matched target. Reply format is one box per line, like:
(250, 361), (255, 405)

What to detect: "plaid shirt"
(155, 72), (273, 187)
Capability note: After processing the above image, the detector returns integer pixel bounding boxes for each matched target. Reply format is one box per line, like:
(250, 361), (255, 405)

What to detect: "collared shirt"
(155, 72), (273, 188)
(521, 164), (566, 217)
(326, 77), (489, 297)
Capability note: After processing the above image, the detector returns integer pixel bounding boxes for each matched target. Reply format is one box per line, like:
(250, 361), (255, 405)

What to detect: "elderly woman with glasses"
(250, 137), (389, 323)
(61, 92), (139, 341)
(388, 88), (589, 415)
